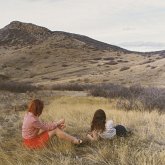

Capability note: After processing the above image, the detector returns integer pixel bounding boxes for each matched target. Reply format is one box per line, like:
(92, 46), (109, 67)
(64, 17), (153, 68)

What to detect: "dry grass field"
(0, 96), (164, 165)
(0, 21), (165, 165)
(1, 44), (164, 87)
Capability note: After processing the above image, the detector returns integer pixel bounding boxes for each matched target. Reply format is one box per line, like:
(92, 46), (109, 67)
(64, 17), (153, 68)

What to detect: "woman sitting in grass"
(87, 109), (128, 141)
(22, 99), (82, 149)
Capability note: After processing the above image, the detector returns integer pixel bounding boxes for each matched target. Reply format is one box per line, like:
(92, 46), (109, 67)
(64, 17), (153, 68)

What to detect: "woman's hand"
(57, 119), (65, 129)
(87, 133), (94, 140)
(87, 131), (99, 141)
(58, 123), (66, 129)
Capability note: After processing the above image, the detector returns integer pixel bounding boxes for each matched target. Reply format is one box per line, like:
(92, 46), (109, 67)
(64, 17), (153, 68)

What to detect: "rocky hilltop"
(0, 21), (128, 52)
(0, 21), (52, 46)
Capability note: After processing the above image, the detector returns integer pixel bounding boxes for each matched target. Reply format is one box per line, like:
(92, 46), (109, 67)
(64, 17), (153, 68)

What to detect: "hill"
(0, 21), (52, 46)
(0, 21), (165, 87)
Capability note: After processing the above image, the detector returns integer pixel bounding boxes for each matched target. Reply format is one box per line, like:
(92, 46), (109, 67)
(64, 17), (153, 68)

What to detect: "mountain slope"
(0, 21), (129, 52)
(0, 21), (164, 87)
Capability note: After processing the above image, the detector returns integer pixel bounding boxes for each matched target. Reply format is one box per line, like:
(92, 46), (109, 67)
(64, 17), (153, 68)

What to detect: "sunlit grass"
(0, 96), (165, 165)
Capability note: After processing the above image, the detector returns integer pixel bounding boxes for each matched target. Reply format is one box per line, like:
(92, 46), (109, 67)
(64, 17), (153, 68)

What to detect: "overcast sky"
(1, 0), (165, 51)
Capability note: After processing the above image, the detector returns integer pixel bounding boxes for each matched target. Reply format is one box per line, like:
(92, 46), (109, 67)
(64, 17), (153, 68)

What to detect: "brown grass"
(0, 44), (164, 87)
(0, 96), (164, 165)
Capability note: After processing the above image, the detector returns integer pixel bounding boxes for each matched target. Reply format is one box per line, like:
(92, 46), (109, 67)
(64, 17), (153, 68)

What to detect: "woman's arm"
(32, 119), (65, 131)
(87, 131), (99, 141)
(87, 133), (94, 141)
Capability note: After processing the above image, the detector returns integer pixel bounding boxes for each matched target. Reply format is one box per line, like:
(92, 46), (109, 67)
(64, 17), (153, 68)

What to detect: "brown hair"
(28, 99), (44, 116)
(91, 109), (106, 132)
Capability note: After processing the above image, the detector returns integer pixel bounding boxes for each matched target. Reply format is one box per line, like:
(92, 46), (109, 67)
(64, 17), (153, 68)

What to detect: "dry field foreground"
(0, 96), (165, 165)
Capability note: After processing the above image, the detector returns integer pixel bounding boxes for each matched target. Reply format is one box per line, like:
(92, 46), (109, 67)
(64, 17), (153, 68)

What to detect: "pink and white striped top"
(22, 112), (57, 139)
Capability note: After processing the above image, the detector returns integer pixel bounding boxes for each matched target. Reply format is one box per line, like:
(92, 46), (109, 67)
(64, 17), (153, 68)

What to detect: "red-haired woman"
(22, 99), (82, 149)
(87, 109), (127, 141)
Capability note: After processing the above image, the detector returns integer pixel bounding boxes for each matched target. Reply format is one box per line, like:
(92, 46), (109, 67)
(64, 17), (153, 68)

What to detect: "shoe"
(78, 139), (83, 144)
(74, 138), (83, 145)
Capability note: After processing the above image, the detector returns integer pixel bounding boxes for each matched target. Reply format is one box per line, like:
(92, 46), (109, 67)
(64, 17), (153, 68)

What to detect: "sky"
(1, 0), (165, 52)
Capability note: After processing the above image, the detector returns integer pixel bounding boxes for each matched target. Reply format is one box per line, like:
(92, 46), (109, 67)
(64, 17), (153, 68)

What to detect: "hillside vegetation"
(0, 21), (165, 87)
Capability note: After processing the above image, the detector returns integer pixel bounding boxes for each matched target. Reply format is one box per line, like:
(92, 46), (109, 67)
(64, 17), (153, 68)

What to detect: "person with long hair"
(22, 99), (82, 149)
(87, 109), (127, 141)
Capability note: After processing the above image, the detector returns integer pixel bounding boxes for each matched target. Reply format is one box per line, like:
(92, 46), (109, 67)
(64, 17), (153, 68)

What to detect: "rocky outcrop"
(0, 21), (52, 46)
(0, 21), (129, 52)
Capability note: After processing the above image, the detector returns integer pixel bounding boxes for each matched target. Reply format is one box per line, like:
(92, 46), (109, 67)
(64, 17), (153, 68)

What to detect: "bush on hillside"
(89, 84), (165, 112)
(120, 66), (130, 71)
(51, 83), (93, 91)
(0, 82), (39, 93)
(50, 82), (165, 112)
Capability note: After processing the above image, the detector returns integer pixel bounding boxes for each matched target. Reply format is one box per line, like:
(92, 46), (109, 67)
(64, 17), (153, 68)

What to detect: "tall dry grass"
(0, 96), (165, 165)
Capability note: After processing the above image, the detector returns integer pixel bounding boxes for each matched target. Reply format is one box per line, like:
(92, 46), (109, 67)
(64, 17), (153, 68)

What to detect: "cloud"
(118, 42), (165, 51)
(0, 0), (165, 51)
(120, 42), (165, 47)
(123, 27), (136, 31)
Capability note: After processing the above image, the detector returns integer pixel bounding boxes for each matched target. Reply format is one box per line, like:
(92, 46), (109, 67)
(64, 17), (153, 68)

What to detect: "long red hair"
(28, 99), (44, 116)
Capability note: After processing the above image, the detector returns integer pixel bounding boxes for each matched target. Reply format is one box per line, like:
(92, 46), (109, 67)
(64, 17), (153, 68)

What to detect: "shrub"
(90, 61), (98, 64)
(117, 59), (124, 62)
(0, 74), (9, 80)
(105, 61), (118, 65)
(139, 87), (165, 111)
(0, 82), (39, 93)
(116, 87), (165, 112)
(43, 56), (49, 59)
(49, 82), (165, 112)
(151, 66), (157, 69)
(140, 60), (154, 65)
(89, 84), (165, 112)
(120, 67), (130, 71)
(15, 67), (21, 70)
(51, 77), (59, 81)
(116, 98), (143, 111)
(123, 60), (129, 63)
(156, 57), (162, 60)
(93, 58), (102, 60)
(90, 83), (129, 98)
(46, 51), (51, 54)
(103, 57), (115, 60)
(51, 83), (93, 91)
(62, 64), (69, 67)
